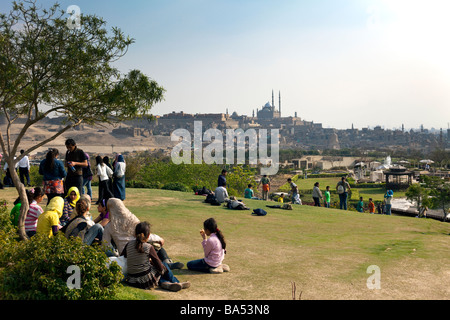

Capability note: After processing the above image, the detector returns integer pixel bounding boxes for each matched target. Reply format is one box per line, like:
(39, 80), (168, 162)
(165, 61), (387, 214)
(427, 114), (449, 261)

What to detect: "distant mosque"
(254, 90), (282, 119)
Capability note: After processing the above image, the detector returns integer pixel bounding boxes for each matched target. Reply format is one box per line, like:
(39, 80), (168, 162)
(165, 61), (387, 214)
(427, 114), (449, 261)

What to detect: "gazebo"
(384, 166), (415, 190)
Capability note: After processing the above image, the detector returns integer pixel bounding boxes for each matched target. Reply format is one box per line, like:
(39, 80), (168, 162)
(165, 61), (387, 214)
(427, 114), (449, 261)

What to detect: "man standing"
(18, 150), (31, 186)
(64, 138), (88, 194)
(336, 176), (351, 210)
(218, 169), (227, 188)
(259, 175), (271, 201)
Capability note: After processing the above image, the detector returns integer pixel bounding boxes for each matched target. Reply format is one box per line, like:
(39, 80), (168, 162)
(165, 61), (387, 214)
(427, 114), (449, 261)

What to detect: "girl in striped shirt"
(25, 187), (45, 237)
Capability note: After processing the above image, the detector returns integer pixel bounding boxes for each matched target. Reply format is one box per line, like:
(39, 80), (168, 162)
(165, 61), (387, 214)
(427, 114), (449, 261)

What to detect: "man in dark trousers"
(64, 138), (88, 194)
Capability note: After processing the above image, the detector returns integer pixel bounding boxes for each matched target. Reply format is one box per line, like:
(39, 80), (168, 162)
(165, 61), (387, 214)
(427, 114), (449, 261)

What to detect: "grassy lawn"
(1, 186), (449, 300)
(279, 176), (406, 206)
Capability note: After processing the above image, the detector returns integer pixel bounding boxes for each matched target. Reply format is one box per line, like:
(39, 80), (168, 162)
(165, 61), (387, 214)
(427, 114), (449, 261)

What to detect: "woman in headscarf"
(102, 199), (184, 270)
(113, 154), (126, 201)
(102, 198), (140, 256)
(36, 196), (65, 237)
(62, 186), (80, 227)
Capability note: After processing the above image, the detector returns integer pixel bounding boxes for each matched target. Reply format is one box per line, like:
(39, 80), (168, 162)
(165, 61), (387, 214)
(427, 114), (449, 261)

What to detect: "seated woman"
(36, 196), (65, 237)
(62, 195), (104, 245)
(94, 198), (111, 228)
(121, 221), (190, 292)
(62, 186), (80, 227)
(102, 198), (183, 269)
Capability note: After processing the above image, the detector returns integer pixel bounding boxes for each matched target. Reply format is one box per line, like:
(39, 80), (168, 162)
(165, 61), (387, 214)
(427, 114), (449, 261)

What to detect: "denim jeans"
(339, 192), (348, 210)
(187, 258), (213, 273)
(83, 223), (103, 245)
(385, 204), (392, 215)
(159, 262), (179, 284)
(82, 177), (92, 198)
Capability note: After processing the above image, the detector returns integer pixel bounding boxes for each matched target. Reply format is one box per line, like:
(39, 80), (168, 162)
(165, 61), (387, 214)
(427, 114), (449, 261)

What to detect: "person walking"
(336, 176), (351, 210)
(312, 182), (323, 207)
(259, 175), (271, 201)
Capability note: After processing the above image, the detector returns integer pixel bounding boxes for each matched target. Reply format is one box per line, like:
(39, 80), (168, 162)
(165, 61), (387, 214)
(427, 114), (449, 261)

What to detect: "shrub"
(0, 234), (123, 300)
(162, 182), (191, 192)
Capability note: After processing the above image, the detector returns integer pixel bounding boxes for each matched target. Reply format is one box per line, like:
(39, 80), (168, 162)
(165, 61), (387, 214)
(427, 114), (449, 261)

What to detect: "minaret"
(279, 91), (281, 117)
(272, 90), (274, 111)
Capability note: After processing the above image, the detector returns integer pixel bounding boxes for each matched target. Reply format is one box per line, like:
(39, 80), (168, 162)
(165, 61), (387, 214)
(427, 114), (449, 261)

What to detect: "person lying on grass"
(187, 217), (230, 274)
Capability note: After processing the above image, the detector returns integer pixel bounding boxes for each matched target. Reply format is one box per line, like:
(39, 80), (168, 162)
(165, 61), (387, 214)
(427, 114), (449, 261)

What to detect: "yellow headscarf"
(46, 196), (65, 218)
(65, 186), (80, 207)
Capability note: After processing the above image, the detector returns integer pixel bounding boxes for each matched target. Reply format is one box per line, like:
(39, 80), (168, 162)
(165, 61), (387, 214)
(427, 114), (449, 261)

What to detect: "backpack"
(252, 208), (267, 216)
(337, 184), (345, 194)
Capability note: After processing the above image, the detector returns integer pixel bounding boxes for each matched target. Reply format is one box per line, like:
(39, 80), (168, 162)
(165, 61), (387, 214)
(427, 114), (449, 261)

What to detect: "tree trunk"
(8, 159), (30, 241)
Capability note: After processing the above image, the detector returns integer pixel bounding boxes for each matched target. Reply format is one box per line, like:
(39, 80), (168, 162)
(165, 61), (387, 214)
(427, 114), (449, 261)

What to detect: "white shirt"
(18, 155), (30, 169)
(97, 164), (113, 181)
(114, 162), (126, 178)
(214, 186), (229, 203)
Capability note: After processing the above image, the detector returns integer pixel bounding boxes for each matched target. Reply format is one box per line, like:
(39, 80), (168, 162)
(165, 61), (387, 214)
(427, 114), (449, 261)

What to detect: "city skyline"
(1, 0), (449, 130)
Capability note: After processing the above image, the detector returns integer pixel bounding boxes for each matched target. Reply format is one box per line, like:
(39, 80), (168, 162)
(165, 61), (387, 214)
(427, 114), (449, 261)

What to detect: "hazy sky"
(2, 0), (450, 130)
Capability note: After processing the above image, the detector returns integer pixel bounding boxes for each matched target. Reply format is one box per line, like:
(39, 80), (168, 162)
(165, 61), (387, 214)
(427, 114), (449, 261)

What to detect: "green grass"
(2, 187), (449, 300)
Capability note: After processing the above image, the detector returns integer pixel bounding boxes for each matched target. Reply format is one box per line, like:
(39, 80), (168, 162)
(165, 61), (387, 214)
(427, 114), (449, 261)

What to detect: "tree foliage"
(0, 0), (165, 239)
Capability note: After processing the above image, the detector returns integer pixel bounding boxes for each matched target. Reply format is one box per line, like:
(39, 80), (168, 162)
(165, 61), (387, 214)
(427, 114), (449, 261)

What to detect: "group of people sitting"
(10, 186), (230, 292)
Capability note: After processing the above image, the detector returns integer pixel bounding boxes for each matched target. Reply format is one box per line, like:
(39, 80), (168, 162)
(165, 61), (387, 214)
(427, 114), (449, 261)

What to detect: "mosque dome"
(263, 102), (272, 109)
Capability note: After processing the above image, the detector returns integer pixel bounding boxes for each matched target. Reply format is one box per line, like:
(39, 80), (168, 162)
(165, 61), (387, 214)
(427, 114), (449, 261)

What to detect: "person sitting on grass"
(62, 186), (80, 227)
(187, 217), (229, 274)
(102, 198), (183, 270)
(278, 193), (284, 203)
(121, 221), (190, 292)
(244, 184), (254, 199)
(94, 198), (111, 228)
(36, 196), (64, 238)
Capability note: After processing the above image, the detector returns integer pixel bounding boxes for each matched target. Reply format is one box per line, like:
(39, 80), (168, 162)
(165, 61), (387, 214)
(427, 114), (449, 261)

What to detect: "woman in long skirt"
(113, 154), (126, 200)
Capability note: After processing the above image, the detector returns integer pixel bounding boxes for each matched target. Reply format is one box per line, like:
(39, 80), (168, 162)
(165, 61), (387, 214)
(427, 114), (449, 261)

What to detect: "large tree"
(0, 1), (165, 240)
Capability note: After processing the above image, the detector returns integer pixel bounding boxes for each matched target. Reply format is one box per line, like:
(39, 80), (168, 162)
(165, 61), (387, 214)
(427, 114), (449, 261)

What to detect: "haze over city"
(2, 0), (449, 131)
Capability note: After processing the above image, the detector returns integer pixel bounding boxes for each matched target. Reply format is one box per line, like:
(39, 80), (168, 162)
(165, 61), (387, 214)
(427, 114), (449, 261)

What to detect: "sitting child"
(122, 221), (190, 292)
(187, 218), (230, 274)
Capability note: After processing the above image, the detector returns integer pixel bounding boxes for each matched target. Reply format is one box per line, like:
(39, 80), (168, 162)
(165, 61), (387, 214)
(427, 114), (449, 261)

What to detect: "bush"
(161, 182), (191, 192)
(0, 234), (123, 300)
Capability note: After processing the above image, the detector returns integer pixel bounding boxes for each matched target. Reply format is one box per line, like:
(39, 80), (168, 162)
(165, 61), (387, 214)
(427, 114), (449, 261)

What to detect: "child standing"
(324, 186), (331, 208)
(187, 218), (230, 274)
(356, 197), (364, 213)
(368, 198), (375, 214)
(122, 221), (190, 292)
